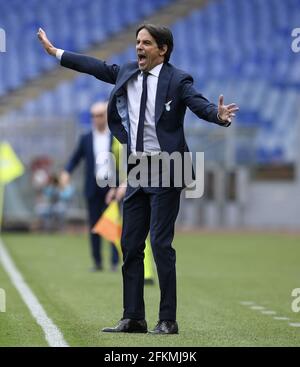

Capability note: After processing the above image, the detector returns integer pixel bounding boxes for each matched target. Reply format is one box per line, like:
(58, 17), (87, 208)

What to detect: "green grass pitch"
(0, 231), (300, 346)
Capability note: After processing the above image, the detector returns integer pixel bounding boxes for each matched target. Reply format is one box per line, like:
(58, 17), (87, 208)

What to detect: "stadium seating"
(0, 0), (173, 95)
(1, 0), (299, 163)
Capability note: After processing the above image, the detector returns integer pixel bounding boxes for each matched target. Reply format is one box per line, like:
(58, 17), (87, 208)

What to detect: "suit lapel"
(114, 63), (140, 94)
(155, 63), (173, 125)
(111, 62), (173, 124)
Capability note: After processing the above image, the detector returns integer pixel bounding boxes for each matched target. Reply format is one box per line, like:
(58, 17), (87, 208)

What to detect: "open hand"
(37, 28), (57, 56)
(217, 95), (239, 124)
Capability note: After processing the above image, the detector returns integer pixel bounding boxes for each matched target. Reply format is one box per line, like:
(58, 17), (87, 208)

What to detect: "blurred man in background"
(60, 101), (119, 272)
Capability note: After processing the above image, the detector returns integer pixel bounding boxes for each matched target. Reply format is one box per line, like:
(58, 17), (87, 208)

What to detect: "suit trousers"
(121, 185), (181, 321)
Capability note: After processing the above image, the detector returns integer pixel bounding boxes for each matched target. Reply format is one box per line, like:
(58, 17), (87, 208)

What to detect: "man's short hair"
(136, 24), (174, 63)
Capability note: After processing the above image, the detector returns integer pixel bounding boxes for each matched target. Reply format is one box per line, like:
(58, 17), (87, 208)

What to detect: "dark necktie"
(136, 71), (149, 153)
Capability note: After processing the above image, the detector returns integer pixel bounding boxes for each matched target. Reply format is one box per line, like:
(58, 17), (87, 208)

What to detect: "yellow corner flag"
(92, 201), (123, 257)
(0, 141), (25, 230)
(92, 200), (154, 281)
(0, 142), (24, 184)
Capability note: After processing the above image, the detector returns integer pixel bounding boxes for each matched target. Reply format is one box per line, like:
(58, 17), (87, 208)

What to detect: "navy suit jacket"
(61, 51), (230, 192)
(65, 131), (113, 199)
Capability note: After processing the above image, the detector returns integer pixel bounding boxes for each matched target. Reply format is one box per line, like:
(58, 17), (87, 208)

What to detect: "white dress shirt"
(56, 50), (162, 155)
(126, 64), (162, 155)
(56, 49), (64, 60)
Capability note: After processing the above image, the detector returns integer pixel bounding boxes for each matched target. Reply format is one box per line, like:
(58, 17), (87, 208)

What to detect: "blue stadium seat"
(0, 0), (173, 94)
(2, 0), (298, 164)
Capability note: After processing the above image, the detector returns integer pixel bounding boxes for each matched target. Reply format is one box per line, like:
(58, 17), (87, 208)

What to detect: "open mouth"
(138, 54), (147, 66)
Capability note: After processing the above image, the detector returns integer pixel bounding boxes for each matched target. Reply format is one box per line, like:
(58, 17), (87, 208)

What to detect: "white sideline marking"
(240, 301), (255, 306)
(250, 306), (265, 310)
(261, 310), (276, 315)
(289, 323), (300, 327)
(0, 239), (69, 347)
(239, 301), (300, 327)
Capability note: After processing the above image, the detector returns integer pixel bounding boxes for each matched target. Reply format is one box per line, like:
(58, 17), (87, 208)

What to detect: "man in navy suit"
(38, 24), (238, 334)
(60, 101), (119, 272)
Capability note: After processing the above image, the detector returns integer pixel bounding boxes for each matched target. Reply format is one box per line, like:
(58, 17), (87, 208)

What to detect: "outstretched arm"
(180, 74), (239, 126)
(37, 28), (120, 84)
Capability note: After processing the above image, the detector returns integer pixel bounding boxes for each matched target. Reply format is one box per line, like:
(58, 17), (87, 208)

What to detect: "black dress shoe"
(102, 318), (147, 333)
(149, 320), (179, 334)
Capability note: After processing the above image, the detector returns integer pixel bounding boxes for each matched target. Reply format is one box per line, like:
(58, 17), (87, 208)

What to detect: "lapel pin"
(165, 100), (172, 112)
